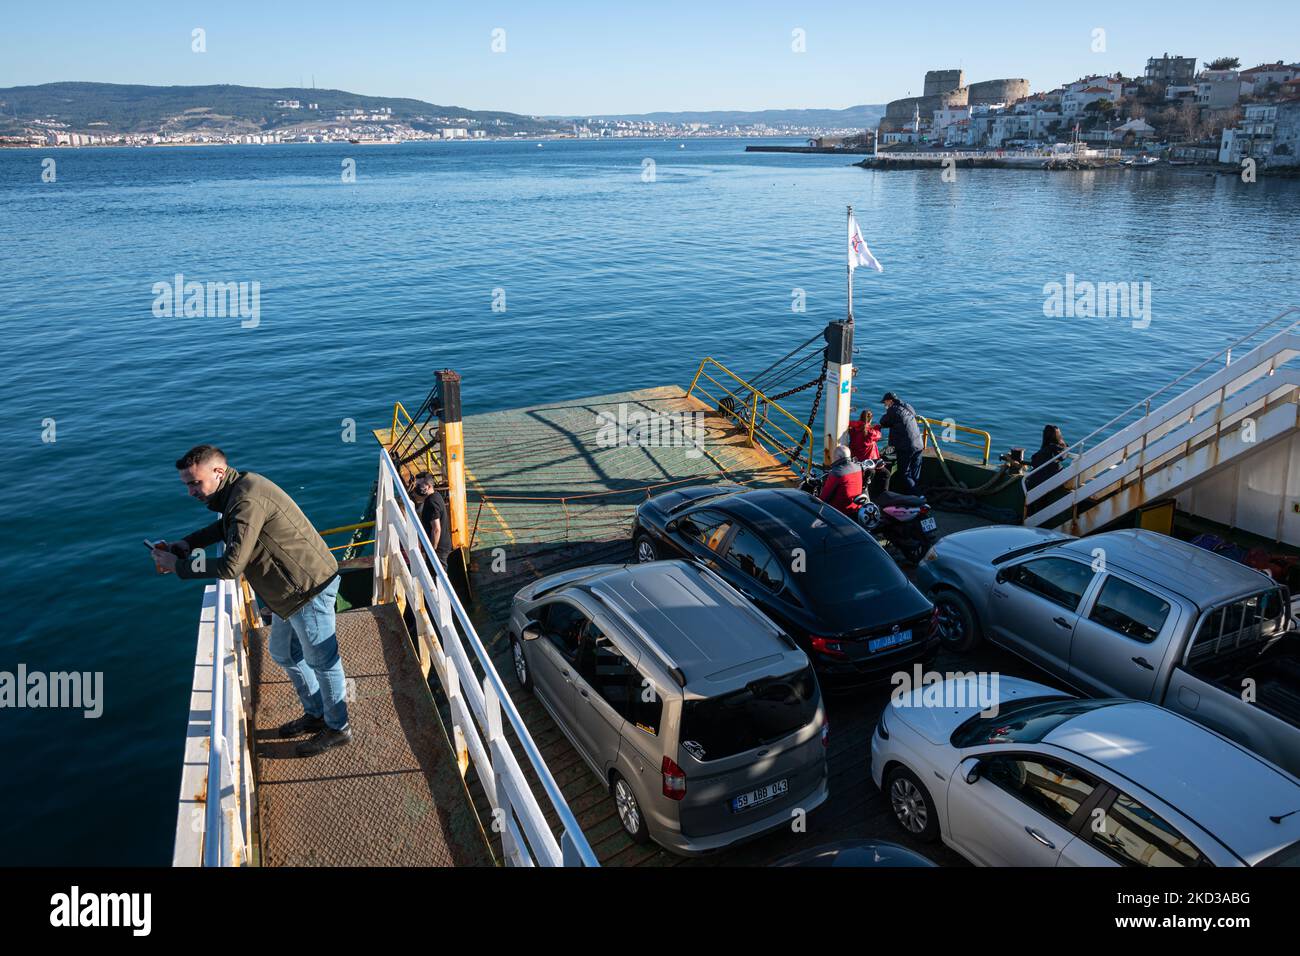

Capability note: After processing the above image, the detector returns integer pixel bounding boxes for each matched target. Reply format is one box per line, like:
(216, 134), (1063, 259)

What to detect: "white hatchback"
(870, 676), (1300, 867)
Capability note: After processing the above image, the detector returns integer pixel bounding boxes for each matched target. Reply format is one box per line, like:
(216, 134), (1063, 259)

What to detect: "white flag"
(848, 214), (884, 274)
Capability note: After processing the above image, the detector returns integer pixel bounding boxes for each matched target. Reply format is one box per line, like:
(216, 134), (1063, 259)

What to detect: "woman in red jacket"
(848, 409), (882, 462)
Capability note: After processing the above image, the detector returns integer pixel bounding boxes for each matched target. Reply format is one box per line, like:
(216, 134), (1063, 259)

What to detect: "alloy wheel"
(936, 603), (964, 644)
(614, 779), (641, 835)
(891, 777), (928, 834)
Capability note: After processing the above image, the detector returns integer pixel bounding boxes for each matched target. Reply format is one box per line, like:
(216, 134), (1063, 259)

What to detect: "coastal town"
(842, 52), (1300, 171)
(6, 50), (1294, 171)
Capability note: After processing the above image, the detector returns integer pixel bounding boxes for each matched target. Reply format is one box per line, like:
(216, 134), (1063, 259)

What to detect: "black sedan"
(632, 486), (938, 688)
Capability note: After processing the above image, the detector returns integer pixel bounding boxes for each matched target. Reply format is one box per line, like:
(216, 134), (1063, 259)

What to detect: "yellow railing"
(389, 401), (441, 479)
(318, 520), (376, 553)
(920, 417), (992, 466)
(687, 357), (815, 475)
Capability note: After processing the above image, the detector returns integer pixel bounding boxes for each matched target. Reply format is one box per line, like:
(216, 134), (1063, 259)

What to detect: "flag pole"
(846, 204), (854, 322)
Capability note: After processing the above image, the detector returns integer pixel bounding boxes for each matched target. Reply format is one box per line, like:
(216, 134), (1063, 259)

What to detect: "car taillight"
(811, 636), (846, 658)
(821, 720), (830, 748)
(662, 756), (687, 800)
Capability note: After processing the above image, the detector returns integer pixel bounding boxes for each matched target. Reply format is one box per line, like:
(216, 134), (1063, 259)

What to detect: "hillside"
(0, 82), (559, 135)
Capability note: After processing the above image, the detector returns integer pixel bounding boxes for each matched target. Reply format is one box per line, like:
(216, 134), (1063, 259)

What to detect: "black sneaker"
(295, 725), (353, 757)
(278, 713), (326, 738)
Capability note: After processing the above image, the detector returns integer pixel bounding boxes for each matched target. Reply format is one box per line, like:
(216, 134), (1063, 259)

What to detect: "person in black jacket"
(880, 392), (924, 494)
(1027, 425), (1068, 491)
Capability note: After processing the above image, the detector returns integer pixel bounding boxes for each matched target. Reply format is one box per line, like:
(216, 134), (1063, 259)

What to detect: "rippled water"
(0, 138), (1297, 863)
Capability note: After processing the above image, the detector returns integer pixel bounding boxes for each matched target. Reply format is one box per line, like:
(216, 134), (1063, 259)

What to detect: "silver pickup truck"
(915, 527), (1300, 779)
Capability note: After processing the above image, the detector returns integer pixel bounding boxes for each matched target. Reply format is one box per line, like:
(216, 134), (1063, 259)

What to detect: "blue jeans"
(268, 576), (348, 731)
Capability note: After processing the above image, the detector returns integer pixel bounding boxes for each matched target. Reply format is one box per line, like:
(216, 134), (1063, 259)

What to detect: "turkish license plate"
(870, 629), (912, 653)
(920, 517), (937, 533)
(732, 779), (788, 813)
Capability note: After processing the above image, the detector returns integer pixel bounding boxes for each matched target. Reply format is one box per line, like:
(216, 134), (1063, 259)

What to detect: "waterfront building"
(1219, 101), (1300, 167)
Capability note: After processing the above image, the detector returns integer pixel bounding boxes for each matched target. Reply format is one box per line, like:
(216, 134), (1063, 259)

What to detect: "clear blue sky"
(2, 1), (1295, 115)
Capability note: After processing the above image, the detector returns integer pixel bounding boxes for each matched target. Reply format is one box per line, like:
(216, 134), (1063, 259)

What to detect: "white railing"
(1025, 308), (1300, 529)
(374, 450), (599, 867)
(174, 578), (256, 866)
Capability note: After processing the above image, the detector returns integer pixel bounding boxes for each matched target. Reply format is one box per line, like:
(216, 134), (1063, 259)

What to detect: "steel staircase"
(1025, 308), (1300, 536)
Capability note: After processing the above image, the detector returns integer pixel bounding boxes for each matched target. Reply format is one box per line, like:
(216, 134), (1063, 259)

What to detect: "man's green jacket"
(176, 467), (338, 619)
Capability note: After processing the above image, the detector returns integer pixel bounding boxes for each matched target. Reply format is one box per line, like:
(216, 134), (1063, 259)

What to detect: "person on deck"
(819, 444), (864, 516)
(412, 472), (454, 569)
(880, 392), (924, 494)
(1027, 425), (1068, 491)
(151, 444), (350, 757)
(848, 409), (882, 462)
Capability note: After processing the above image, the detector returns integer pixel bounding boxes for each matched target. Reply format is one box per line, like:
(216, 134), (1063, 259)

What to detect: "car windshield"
(950, 697), (1120, 748)
(680, 666), (819, 762)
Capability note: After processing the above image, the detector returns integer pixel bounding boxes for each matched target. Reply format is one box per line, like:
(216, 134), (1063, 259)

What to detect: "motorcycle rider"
(818, 444), (863, 516)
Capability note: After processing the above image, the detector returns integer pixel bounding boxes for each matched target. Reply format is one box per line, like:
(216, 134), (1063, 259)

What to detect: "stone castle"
(881, 69), (1030, 130)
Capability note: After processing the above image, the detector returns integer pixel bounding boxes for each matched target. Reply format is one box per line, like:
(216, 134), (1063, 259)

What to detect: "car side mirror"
(994, 568), (1008, 585)
(961, 757), (983, 785)
(522, 624), (542, 642)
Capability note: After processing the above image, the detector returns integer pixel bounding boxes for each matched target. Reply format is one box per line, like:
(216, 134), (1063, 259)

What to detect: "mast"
(824, 205), (855, 467)
(847, 205), (854, 320)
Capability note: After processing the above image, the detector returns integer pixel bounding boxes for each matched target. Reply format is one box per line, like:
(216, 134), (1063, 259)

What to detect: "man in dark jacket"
(152, 445), (350, 757)
(880, 392), (924, 494)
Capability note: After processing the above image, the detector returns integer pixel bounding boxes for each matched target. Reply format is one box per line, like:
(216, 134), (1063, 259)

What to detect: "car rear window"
(796, 536), (911, 611)
(1189, 588), (1288, 665)
(950, 697), (1119, 748)
(679, 667), (819, 762)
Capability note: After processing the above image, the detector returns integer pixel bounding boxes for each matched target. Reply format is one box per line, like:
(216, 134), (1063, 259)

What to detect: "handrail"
(687, 357), (815, 476)
(1025, 307), (1300, 487)
(375, 449), (598, 867)
(390, 401), (440, 478)
(919, 417), (992, 466)
(175, 577), (256, 866)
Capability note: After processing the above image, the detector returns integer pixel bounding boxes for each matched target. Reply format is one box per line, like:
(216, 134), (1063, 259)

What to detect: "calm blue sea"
(0, 138), (1297, 864)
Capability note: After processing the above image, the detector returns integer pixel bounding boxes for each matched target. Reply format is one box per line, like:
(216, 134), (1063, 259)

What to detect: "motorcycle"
(801, 454), (939, 564)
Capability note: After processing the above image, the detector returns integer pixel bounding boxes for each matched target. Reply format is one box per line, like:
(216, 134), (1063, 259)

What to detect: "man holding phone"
(151, 444), (351, 757)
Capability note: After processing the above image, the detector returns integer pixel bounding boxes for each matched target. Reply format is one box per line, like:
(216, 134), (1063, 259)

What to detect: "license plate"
(731, 779), (788, 813)
(920, 517), (937, 533)
(870, 629), (912, 653)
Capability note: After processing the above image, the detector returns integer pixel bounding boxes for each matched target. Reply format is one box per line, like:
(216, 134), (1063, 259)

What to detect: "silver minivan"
(509, 559), (829, 855)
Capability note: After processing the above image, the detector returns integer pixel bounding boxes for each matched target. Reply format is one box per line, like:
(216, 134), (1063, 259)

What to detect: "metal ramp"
(1026, 309), (1300, 537)
(248, 603), (491, 867)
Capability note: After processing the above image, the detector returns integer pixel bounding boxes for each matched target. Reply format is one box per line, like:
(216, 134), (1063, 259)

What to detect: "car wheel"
(933, 589), (982, 652)
(886, 766), (940, 843)
(612, 773), (649, 843)
(510, 632), (533, 692)
(634, 532), (659, 564)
